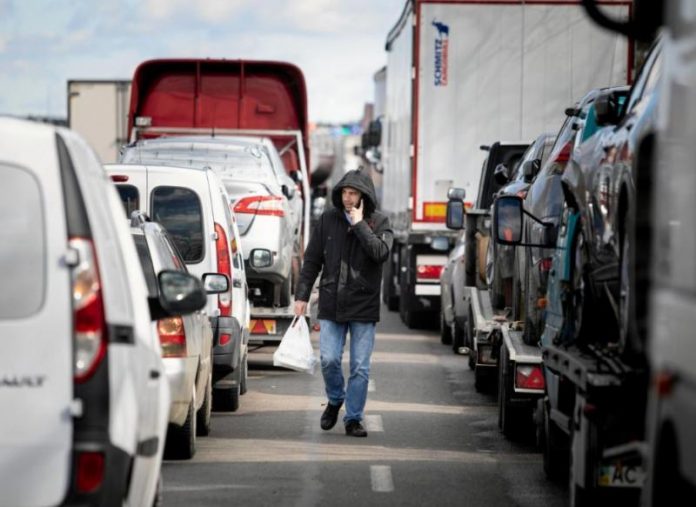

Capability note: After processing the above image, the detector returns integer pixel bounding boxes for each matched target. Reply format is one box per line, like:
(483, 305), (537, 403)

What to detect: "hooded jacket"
(296, 170), (393, 322)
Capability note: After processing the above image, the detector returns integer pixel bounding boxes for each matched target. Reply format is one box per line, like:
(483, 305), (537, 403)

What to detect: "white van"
(106, 163), (250, 412)
(0, 118), (207, 506)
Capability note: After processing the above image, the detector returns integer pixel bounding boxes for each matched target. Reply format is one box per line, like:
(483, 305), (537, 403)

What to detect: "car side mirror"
(522, 159), (541, 182)
(250, 248), (273, 268)
(157, 270), (207, 316)
(493, 163), (510, 185)
(446, 200), (465, 230)
(595, 91), (624, 126)
(202, 273), (229, 294)
(493, 196), (524, 245)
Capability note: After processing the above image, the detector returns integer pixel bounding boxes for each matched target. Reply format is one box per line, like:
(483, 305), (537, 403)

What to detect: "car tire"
(498, 346), (521, 438)
(213, 385), (240, 412)
(165, 397), (196, 460)
(439, 309), (453, 345)
(239, 353), (248, 395)
(196, 371), (212, 437)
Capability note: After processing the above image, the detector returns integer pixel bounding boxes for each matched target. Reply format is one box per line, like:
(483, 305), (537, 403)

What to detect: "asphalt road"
(161, 305), (566, 506)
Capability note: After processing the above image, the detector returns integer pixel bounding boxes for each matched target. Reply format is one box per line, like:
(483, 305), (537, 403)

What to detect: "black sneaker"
(320, 402), (343, 430)
(345, 420), (368, 437)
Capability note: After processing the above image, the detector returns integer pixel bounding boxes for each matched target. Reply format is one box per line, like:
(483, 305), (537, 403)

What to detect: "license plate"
(598, 463), (644, 488)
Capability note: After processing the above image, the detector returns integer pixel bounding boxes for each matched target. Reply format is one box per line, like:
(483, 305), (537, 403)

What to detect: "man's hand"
(350, 198), (364, 225)
(294, 300), (308, 316)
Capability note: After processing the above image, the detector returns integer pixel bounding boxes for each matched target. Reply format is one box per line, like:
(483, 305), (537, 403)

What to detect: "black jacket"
(296, 170), (393, 322)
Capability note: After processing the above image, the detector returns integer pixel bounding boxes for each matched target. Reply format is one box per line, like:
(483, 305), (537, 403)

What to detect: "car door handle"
(149, 369), (161, 380)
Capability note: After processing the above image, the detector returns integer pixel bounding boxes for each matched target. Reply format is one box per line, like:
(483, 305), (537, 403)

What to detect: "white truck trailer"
(67, 80), (131, 163)
(380, 0), (631, 327)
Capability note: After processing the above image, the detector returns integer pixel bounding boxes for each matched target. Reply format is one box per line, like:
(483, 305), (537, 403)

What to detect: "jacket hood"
(331, 170), (379, 217)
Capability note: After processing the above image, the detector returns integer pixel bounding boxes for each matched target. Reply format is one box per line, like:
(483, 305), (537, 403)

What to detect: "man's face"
(342, 187), (362, 211)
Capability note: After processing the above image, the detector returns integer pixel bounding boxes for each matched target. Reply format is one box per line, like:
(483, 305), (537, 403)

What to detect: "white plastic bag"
(273, 316), (318, 374)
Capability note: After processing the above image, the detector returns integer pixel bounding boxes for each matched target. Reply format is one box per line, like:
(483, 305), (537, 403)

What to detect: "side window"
(151, 186), (204, 263)
(133, 235), (158, 297)
(0, 164), (46, 318)
(116, 184), (139, 218)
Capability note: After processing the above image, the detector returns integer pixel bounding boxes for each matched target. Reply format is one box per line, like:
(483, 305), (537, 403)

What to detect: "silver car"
(131, 214), (215, 460)
(121, 136), (303, 307)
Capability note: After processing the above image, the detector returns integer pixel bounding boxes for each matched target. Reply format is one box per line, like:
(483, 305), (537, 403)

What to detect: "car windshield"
(122, 143), (279, 186)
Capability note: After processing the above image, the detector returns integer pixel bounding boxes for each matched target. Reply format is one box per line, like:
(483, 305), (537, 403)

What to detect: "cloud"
(144, 0), (250, 23)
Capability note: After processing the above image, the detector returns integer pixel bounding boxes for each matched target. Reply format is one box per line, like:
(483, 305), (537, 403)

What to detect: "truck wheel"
(543, 402), (568, 483)
(465, 304), (475, 370)
(439, 309), (452, 345)
(383, 254), (399, 311)
(498, 347), (521, 438)
(474, 366), (486, 393)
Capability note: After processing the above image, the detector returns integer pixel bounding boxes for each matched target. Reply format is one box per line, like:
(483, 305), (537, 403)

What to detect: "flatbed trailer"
(542, 343), (647, 503)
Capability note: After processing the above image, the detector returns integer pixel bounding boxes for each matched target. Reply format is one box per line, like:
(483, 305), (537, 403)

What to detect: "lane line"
(365, 414), (384, 432)
(368, 379), (376, 392)
(371, 465), (394, 493)
(164, 484), (256, 492)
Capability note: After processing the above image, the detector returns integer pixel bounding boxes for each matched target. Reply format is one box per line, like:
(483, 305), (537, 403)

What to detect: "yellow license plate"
(598, 464), (644, 488)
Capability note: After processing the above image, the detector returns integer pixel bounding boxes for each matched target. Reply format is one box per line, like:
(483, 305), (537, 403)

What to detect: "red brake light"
(157, 317), (187, 358)
(515, 364), (545, 390)
(70, 238), (107, 383)
(416, 264), (444, 280)
(215, 223), (232, 317)
(552, 141), (573, 165)
(219, 333), (231, 346)
(110, 175), (129, 182)
(234, 195), (285, 217)
(76, 451), (105, 493)
(539, 257), (553, 272)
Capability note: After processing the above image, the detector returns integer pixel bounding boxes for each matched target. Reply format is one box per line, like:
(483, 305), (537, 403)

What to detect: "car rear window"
(0, 164), (46, 318)
(151, 186), (204, 263)
(133, 234), (158, 297)
(116, 184), (139, 218)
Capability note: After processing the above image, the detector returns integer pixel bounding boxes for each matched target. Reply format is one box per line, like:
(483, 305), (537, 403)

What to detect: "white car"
(106, 163), (250, 412)
(0, 118), (207, 506)
(120, 135), (304, 307)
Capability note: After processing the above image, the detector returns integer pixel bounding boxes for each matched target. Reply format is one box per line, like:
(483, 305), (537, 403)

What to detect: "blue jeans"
(319, 320), (376, 423)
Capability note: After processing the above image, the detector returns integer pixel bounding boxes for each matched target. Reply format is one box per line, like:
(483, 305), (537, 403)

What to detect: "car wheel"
(213, 385), (240, 412)
(240, 353), (249, 395)
(196, 370), (212, 436)
(439, 309), (453, 345)
(165, 396), (196, 460)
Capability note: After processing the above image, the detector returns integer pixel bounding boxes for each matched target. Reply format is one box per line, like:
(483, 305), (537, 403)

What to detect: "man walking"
(294, 170), (393, 437)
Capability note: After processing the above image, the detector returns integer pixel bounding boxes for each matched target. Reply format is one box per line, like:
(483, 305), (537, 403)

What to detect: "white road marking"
(371, 465), (394, 492)
(164, 484), (256, 492)
(368, 379), (376, 392)
(365, 414), (384, 432)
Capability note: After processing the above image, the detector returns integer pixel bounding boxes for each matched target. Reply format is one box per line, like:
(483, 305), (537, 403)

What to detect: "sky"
(0, 0), (405, 123)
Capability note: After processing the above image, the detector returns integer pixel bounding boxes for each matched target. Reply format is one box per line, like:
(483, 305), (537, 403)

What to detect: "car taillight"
(234, 195), (285, 217)
(515, 364), (545, 390)
(70, 238), (107, 383)
(157, 317), (187, 358)
(215, 223), (232, 317)
(416, 264), (444, 281)
(539, 257), (553, 272)
(76, 451), (105, 493)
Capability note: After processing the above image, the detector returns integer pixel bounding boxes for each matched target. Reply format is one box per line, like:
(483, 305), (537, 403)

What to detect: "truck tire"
(474, 365), (486, 393)
(382, 253), (399, 312)
(498, 346), (522, 438)
(543, 402), (568, 483)
(465, 303), (475, 370)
